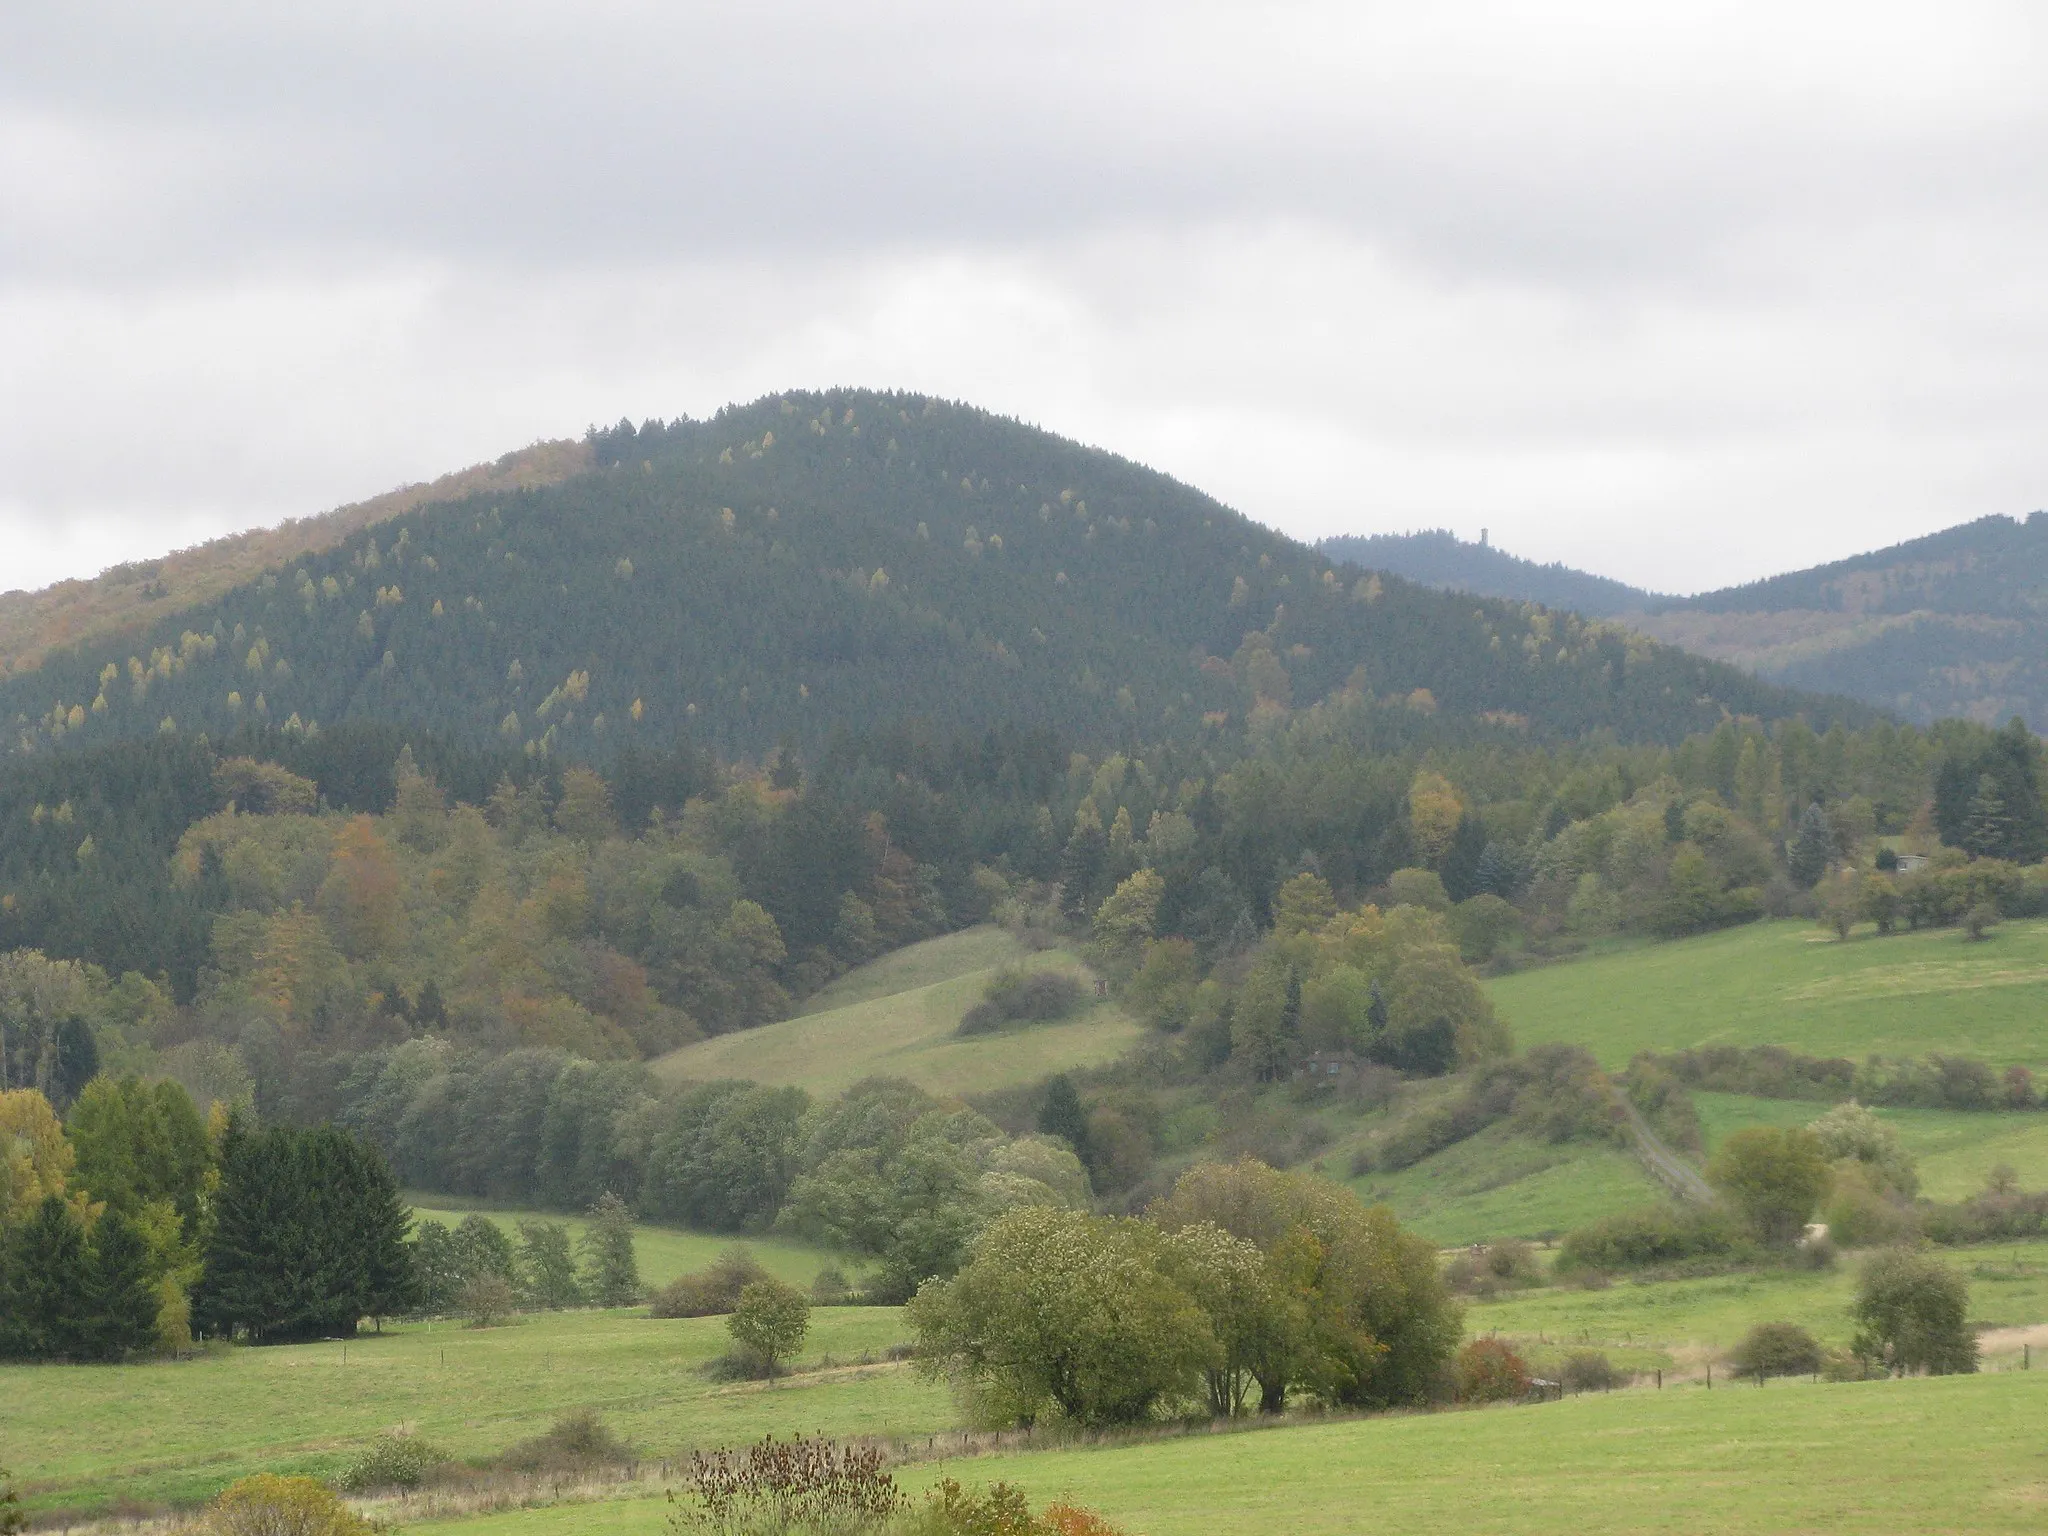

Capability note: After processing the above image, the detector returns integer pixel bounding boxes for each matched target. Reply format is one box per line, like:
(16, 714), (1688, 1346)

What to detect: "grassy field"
(1487, 916), (2048, 1069)
(1683, 1093), (2048, 1200)
(0, 1306), (948, 1517)
(1349, 1122), (1662, 1245)
(1470, 1238), (2048, 1365)
(650, 927), (1145, 1096)
(405, 1200), (849, 1290)
(419, 1371), (2048, 1536)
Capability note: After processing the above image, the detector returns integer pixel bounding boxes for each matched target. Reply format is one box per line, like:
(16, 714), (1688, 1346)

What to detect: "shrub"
(811, 1265), (852, 1305)
(460, 1273), (517, 1328)
(1851, 1249), (1977, 1376)
(336, 1431), (450, 1492)
(204, 1475), (372, 1536)
(1728, 1322), (1823, 1381)
(672, 1434), (902, 1534)
(1821, 1167), (1914, 1248)
(1444, 1240), (1540, 1296)
(650, 1247), (772, 1318)
(0, 1467), (21, 1536)
(1556, 1204), (1742, 1274)
(896, 1479), (1132, 1536)
(1559, 1350), (1621, 1392)
(958, 969), (1088, 1035)
(1964, 901), (2001, 941)
(1919, 1191), (2048, 1245)
(497, 1410), (634, 1473)
(1453, 1337), (1531, 1402)
(727, 1278), (810, 1371)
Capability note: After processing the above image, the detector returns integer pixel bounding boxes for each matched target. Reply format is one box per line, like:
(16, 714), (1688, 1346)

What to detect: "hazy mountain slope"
(0, 439), (589, 683)
(1318, 530), (1660, 617)
(2, 391), (1869, 761)
(1630, 513), (2048, 726)
(1322, 516), (2048, 727)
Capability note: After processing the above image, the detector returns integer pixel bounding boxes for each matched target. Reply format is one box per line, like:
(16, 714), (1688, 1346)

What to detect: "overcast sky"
(4, 2), (2045, 597)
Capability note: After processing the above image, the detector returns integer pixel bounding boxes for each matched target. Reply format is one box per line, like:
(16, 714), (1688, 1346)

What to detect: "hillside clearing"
(1487, 917), (2048, 1068)
(1349, 1122), (1662, 1245)
(651, 927), (1144, 1096)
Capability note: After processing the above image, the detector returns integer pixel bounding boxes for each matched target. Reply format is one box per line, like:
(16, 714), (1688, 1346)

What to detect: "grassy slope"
(426, 1372), (2048, 1536)
(1487, 916), (2048, 1068)
(1349, 1122), (1660, 1245)
(0, 1307), (945, 1516)
(404, 1201), (848, 1290)
(651, 927), (1144, 1097)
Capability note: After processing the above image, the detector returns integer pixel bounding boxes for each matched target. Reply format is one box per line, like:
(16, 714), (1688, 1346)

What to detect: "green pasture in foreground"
(0, 1307), (947, 1517)
(1471, 1239), (2048, 1365)
(424, 1371), (2048, 1536)
(405, 1200), (849, 1290)
(1689, 1093), (2048, 1201)
(1487, 916), (2048, 1069)
(650, 926), (1144, 1096)
(1350, 1121), (1661, 1245)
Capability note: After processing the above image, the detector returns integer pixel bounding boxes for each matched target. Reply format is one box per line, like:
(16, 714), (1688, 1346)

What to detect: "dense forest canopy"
(1, 391), (1870, 766)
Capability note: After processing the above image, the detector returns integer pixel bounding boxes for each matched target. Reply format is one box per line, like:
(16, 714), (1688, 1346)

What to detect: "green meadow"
(650, 926), (1143, 1096)
(418, 1372), (2048, 1536)
(0, 1305), (946, 1516)
(1486, 916), (2048, 1068)
(1471, 1239), (2048, 1365)
(405, 1200), (849, 1290)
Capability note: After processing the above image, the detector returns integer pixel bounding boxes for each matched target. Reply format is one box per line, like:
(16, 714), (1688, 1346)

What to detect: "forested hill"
(1316, 530), (1661, 618)
(3, 391), (1866, 762)
(1627, 513), (2048, 728)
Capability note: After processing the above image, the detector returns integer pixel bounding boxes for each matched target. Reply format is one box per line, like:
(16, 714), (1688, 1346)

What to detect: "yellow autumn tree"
(0, 1088), (75, 1224)
(317, 816), (402, 959)
(1406, 772), (1464, 867)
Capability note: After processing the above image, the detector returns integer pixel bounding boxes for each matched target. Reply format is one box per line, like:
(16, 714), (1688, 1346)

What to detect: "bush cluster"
(337, 1432), (451, 1493)
(1642, 1044), (2037, 1112)
(1556, 1205), (1744, 1276)
(497, 1410), (635, 1474)
(957, 970), (1088, 1036)
(651, 1247), (774, 1319)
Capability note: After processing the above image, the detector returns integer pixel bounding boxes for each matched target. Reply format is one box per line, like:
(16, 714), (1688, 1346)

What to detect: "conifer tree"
(80, 1210), (159, 1361)
(0, 1195), (91, 1359)
(1036, 1075), (1094, 1166)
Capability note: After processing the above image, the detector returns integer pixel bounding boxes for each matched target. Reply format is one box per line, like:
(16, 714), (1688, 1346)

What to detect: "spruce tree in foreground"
(195, 1120), (414, 1343)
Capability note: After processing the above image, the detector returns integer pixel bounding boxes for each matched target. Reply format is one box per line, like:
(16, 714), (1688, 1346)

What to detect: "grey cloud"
(2, 1), (2047, 595)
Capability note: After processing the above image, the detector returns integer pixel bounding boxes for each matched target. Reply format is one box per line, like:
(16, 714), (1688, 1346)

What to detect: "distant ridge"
(1319, 530), (1661, 617)
(1321, 516), (2048, 728)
